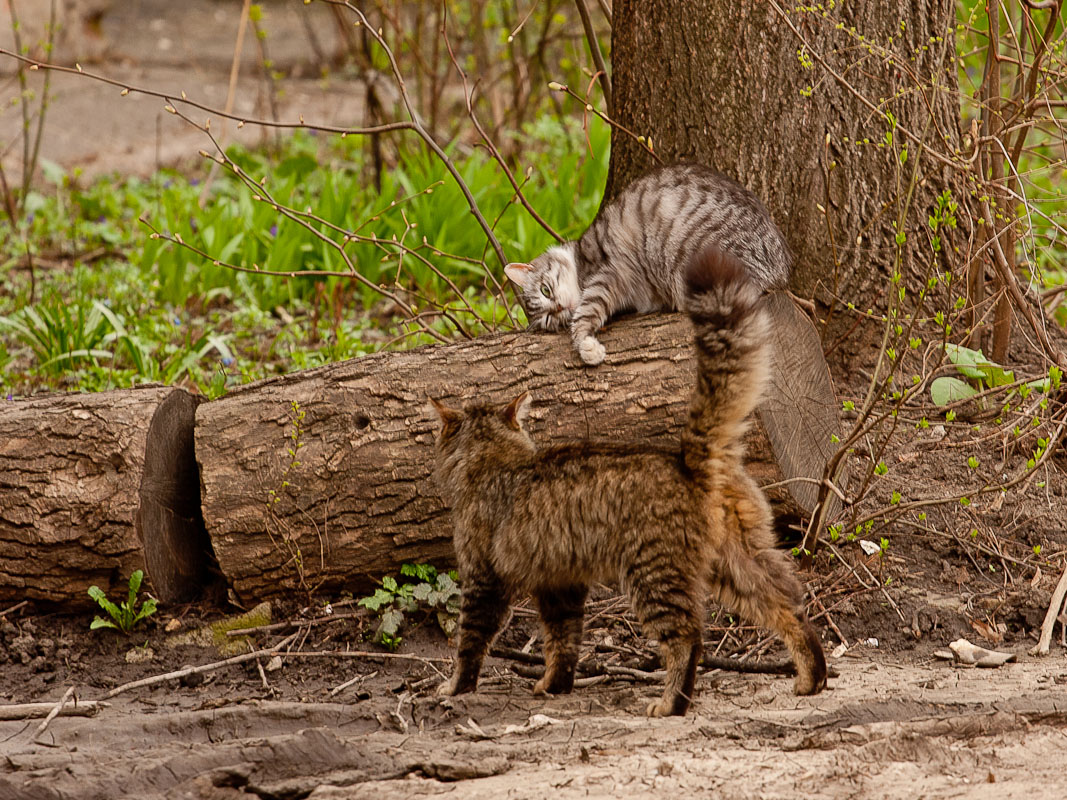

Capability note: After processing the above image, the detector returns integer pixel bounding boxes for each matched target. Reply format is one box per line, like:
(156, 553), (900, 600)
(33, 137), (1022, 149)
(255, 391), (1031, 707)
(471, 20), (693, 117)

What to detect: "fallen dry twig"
(0, 600), (28, 618)
(1030, 560), (1067, 656)
(102, 632), (299, 699)
(280, 650), (452, 666)
(225, 611), (362, 637)
(0, 698), (107, 721)
(32, 686), (73, 741)
(489, 644), (800, 678)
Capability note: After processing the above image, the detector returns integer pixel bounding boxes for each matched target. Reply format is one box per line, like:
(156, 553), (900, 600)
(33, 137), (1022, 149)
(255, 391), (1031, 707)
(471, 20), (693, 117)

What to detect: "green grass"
(0, 115), (609, 397)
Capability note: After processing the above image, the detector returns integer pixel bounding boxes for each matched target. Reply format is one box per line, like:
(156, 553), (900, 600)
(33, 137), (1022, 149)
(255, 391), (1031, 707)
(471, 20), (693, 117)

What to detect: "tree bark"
(0, 386), (207, 607)
(196, 313), (803, 605)
(607, 0), (966, 307)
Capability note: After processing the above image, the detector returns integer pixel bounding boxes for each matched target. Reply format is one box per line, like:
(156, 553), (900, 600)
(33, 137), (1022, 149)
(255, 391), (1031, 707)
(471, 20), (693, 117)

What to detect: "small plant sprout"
(88, 570), (158, 634)
(1032, 544), (1042, 557)
(358, 563), (461, 651)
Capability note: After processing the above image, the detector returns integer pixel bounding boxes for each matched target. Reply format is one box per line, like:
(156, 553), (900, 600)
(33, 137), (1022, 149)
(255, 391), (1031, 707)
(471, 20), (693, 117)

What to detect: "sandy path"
(2, 654), (1064, 799)
(0, 0), (365, 182)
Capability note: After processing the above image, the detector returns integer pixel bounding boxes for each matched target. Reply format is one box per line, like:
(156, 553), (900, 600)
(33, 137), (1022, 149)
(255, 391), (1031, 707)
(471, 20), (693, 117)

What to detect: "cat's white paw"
(578, 336), (606, 366)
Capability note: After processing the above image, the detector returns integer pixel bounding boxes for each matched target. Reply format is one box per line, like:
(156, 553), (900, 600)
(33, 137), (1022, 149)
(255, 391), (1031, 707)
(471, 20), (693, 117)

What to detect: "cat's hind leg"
(626, 560), (704, 716)
(532, 584), (589, 695)
(647, 631), (702, 717)
(438, 572), (509, 697)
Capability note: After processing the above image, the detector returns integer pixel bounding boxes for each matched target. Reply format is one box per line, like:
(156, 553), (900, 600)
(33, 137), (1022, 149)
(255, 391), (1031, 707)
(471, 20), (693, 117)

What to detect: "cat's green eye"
(540, 285), (552, 299)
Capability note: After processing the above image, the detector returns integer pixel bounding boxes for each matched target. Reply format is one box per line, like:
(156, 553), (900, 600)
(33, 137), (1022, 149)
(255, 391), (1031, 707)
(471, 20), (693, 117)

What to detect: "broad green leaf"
(378, 607), (404, 638)
(88, 585), (121, 619)
(357, 588), (394, 611)
(931, 376), (978, 406)
(436, 573), (457, 594)
(943, 343), (1014, 386)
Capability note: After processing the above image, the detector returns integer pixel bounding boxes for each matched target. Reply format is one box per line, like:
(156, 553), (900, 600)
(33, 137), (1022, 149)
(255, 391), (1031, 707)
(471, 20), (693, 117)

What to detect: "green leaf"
(402, 563), (436, 583)
(930, 376), (977, 406)
(90, 616), (119, 631)
(358, 588), (394, 611)
(943, 343), (1014, 386)
(436, 573), (457, 595)
(275, 153), (318, 179)
(127, 569), (144, 607)
(378, 607), (405, 639)
(39, 158), (66, 186)
(88, 585), (121, 620)
(134, 598), (158, 624)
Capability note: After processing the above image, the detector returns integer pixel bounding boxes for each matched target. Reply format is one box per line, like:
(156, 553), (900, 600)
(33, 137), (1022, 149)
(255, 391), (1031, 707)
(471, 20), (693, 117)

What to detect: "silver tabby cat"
(505, 163), (791, 366)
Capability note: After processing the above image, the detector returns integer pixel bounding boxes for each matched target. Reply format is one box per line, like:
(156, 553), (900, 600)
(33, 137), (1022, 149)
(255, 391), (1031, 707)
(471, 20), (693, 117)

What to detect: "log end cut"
(136, 389), (224, 605)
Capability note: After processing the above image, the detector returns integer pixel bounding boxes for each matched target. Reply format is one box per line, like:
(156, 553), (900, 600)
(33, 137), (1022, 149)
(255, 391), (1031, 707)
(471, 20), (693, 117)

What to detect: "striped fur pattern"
(505, 163), (792, 365)
(431, 248), (826, 717)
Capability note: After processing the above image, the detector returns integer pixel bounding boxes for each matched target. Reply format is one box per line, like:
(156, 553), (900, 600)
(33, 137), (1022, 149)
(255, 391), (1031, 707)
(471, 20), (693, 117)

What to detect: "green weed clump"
(87, 570), (158, 634)
(358, 563), (461, 651)
(0, 116), (608, 397)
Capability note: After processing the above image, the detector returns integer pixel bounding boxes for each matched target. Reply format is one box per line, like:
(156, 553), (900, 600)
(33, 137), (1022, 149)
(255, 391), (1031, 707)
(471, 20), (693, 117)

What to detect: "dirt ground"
(1, 583), (1066, 800)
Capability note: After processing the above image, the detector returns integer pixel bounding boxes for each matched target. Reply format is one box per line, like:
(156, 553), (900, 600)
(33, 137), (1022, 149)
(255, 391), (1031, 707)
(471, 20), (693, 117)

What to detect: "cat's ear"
(504, 262), (533, 289)
(427, 397), (463, 433)
(500, 391), (531, 431)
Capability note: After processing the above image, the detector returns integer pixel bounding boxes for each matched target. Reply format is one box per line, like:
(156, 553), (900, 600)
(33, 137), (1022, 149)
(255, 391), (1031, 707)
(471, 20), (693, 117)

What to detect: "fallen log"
(0, 385), (214, 606)
(196, 310), (837, 605)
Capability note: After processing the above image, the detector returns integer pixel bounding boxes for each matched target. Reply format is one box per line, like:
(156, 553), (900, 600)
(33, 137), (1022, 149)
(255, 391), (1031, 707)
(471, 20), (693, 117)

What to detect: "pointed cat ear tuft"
(500, 391), (532, 430)
(427, 397), (463, 429)
(504, 263), (533, 289)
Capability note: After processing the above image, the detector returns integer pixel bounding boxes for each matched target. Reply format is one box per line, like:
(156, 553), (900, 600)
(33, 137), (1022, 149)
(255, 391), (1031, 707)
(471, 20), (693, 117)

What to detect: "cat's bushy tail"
(680, 246), (771, 478)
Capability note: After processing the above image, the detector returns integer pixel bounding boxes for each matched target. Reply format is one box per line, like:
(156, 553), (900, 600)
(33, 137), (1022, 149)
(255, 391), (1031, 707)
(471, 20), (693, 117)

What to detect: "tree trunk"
(0, 386), (210, 607)
(607, 0), (966, 308)
(196, 313), (802, 605)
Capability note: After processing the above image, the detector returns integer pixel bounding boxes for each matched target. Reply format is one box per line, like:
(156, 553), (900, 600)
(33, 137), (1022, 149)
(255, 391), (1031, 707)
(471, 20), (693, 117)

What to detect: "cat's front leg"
(570, 292), (611, 366)
(437, 573), (509, 697)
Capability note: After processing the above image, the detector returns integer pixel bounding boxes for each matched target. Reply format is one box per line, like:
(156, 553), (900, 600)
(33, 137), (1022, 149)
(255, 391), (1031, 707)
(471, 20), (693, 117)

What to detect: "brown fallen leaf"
(969, 617), (1004, 644)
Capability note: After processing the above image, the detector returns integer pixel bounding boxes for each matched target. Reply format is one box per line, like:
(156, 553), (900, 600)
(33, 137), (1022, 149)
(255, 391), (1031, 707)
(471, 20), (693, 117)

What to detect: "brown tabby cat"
(429, 247), (827, 716)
